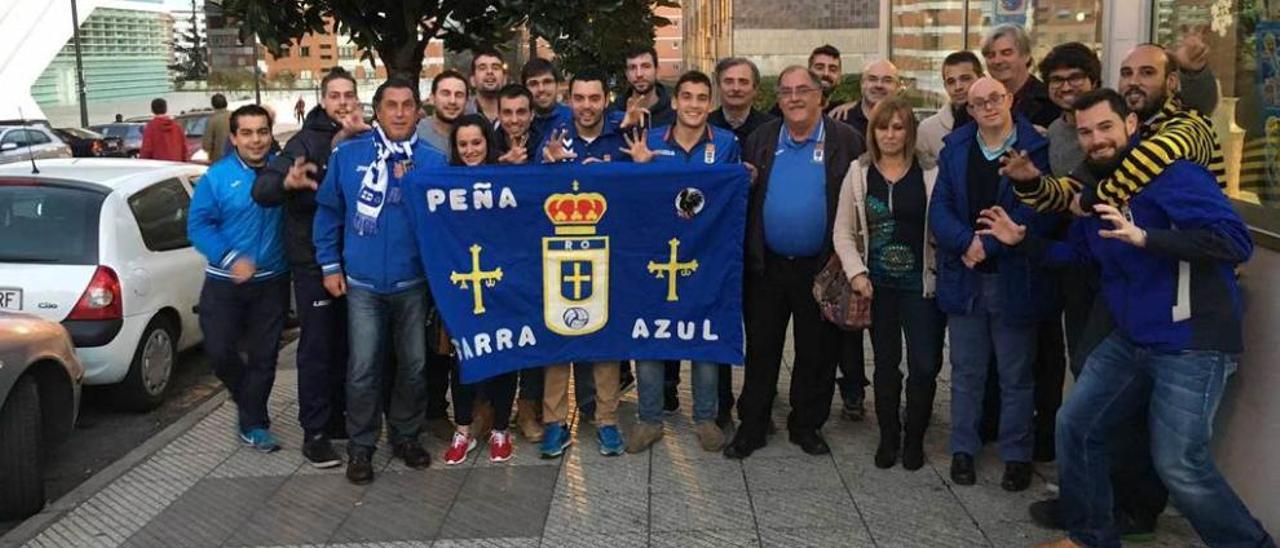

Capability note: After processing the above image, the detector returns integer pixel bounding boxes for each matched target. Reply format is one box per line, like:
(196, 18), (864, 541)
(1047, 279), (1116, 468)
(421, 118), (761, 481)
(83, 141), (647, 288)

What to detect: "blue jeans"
(345, 285), (429, 452)
(1059, 334), (1275, 548)
(636, 360), (718, 424)
(948, 276), (1037, 462)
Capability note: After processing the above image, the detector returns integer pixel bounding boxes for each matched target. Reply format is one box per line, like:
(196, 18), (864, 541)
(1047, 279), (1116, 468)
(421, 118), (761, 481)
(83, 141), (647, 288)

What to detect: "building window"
(320, 44), (332, 50)
(320, 54), (333, 60)
(300, 46), (310, 57)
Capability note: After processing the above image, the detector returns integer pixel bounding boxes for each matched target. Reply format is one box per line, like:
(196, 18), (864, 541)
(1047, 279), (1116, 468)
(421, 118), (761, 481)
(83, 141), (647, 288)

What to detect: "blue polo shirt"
(762, 120), (827, 257)
(645, 124), (741, 165)
(538, 118), (630, 164)
(532, 103), (573, 139)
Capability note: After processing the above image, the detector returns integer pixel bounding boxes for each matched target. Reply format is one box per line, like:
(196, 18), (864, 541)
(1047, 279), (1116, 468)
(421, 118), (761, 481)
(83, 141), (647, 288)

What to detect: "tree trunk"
(377, 38), (428, 93)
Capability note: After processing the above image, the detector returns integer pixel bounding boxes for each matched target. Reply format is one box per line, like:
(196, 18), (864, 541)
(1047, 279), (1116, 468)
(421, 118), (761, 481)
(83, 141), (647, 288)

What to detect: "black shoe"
(1001, 461), (1033, 492)
(874, 438), (899, 469)
(303, 435), (343, 469)
(715, 408), (733, 429)
(1028, 498), (1065, 530)
(663, 386), (680, 414)
(950, 453), (976, 485)
(901, 436), (925, 471)
(393, 440), (432, 469)
(723, 434), (765, 460)
(1116, 511), (1158, 542)
(841, 393), (865, 421)
(346, 449), (374, 485)
(788, 430), (831, 455)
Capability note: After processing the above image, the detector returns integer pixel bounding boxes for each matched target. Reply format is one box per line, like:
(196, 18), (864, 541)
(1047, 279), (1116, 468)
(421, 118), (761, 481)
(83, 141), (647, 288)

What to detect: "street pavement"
(1, 340), (1205, 547)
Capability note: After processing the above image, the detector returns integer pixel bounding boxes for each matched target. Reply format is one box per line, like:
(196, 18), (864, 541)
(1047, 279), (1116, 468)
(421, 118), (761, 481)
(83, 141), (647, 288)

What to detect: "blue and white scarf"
(354, 123), (417, 235)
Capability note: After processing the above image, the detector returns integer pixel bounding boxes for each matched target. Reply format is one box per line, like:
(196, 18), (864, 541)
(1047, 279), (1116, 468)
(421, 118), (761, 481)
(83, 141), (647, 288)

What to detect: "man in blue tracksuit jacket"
(929, 76), (1060, 491)
(978, 89), (1274, 548)
(313, 77), (446, 485)
(188, 105), (288, 453)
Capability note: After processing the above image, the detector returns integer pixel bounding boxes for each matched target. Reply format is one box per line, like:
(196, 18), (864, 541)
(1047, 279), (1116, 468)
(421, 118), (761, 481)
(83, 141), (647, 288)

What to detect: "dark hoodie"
(252, 106), (354, 274)
(139, 116), (187, 161)
(611, 82), (675, 129)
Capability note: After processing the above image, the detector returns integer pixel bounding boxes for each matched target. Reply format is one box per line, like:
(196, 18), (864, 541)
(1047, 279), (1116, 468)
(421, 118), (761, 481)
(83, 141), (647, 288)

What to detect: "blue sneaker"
(597, 425), (624, 456)
(239, 428), (281, 453)
(540, 422), (572, 459)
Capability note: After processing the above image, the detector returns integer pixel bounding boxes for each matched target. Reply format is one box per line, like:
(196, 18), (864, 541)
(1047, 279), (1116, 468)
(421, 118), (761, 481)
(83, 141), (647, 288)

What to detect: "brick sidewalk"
(7, 342), (1203, 547)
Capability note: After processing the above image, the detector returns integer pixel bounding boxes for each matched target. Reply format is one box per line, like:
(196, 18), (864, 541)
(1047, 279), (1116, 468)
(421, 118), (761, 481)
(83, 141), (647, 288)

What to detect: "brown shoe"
(427, 417), (456, 441)
(472, 400), (494, 442)
(516, 399), (544, 442)
(1033, 538), (1082, 548)
(625, 423), (664, 454)
(695, 421), (725, 452)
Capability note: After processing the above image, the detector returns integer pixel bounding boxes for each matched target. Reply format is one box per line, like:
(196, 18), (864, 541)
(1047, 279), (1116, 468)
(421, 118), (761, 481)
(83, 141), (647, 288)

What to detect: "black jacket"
(611, 82), (676, 129)
(708, 107), (775, 144)
(252, 106), (344, 275)
(741, 115), (865, 276)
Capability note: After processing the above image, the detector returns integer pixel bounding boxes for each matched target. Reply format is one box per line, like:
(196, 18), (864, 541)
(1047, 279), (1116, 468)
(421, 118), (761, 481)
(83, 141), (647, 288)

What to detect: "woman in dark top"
(832, 97), (946, 470)
(441, 114), (517, 465)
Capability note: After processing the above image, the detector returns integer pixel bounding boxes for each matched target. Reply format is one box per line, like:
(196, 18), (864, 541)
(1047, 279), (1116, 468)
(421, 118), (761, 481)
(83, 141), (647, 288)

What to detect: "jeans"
(293, 271), (347, 438)
(869, 287), (945, 441)
(637, 360), (718, 424)
(948, 275), (1037, 462)
(345, 285), (429, 452)
(835, 329), (868, 404)
(1059, 334), (1275, 548)
(199, 276), (289, 432)
(452, 370), (518, 431)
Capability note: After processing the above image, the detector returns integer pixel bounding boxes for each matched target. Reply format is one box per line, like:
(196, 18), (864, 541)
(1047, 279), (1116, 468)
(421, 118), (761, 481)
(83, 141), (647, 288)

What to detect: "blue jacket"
(645, 124), (741, 165)
(188, 151), (287, 281)
(313, 132), (446, 294)
(538, 115), (631, 164)
(531, 103), (573, 141)
(1039, 160), (1251, 353)
(929, 116), (1059, 324)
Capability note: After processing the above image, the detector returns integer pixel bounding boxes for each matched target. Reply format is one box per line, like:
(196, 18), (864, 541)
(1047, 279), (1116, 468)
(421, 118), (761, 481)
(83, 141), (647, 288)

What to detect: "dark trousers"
(1033, 316), (1067, 459)
(293, 272), (347, 438)
(425, 351), (452, 419)
(199, 276), (289, 432)
(737, 256), (837, 441)
(835, 330), (868, 404)
(453, 370), (518, 431)
(869, 287), (945, 442)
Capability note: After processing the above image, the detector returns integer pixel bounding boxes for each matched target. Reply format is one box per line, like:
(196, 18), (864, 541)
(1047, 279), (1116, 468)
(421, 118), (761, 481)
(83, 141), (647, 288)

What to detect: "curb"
(0, 390), (229, 548)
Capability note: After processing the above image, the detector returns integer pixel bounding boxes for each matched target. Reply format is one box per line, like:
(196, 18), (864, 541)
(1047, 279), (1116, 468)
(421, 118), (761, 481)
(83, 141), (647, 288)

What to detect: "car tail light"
(67, 266), (123, 321)
(92, 140), (103, 155)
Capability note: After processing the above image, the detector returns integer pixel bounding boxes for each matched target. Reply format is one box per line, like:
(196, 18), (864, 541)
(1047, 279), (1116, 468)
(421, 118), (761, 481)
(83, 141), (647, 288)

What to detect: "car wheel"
(0, 375), (45, 520)
(113, 317), (176, 412)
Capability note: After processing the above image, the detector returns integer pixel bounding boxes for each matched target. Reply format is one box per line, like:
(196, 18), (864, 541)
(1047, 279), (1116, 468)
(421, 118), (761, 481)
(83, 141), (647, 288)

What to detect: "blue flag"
(405, 163), (748, 383)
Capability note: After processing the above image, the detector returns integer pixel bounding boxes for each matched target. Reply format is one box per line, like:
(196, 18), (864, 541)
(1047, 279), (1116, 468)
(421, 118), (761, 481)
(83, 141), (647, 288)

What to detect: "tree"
(220, 0), (523, 89)
(517, 0), (679, 87)
(169, 0), (209, 83)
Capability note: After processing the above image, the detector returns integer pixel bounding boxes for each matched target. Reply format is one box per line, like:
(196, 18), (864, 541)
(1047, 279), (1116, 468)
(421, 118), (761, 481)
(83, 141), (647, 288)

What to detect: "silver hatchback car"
(0, 125), (73, 166)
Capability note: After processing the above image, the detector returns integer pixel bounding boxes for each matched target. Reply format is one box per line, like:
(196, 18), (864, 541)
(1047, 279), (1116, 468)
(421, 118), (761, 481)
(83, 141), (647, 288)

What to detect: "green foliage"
(514, 0), (679, 89)
(753, 74), (864, 112)
(169, 0), (208, 83)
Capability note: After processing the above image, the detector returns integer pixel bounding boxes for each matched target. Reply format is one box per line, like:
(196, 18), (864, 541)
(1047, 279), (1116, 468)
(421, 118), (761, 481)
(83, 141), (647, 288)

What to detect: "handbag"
(812, 255), (871, 330)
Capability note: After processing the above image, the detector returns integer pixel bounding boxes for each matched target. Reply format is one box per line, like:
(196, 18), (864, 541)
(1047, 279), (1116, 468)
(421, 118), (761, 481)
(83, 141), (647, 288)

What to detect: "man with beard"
(828, 59), (903, 138)
(189, 105), (287, 453)
(1011, 43), (1224, 215)
(615, 45), (675, 130)
(494, 84), (538, 166)
(981, 25), (1059, 129)
(708, 57), (774, 144)
(253, 68), (368, 468)
(469, 48), (507, 125)
(541, 70), (629, 164)
(521, 58), (573, 139)
(918, 51), (983, 160)
(770, 45), (847, 117)
(416, 70), (469, 154)
(977, 88), (1274, 548)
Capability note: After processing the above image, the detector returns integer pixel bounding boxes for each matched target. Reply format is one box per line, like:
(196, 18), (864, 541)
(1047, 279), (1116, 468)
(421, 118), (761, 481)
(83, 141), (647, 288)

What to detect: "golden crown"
(544, 181), (607, 235)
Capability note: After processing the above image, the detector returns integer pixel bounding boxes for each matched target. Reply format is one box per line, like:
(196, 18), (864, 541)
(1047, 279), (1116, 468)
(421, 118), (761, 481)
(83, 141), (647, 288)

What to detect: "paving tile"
(208, 447), (306, 478)
(437, 466), (557, 539)
(649, 458), (747, 494)
(122, 476), (287, 547)
(750, 488), (859, 529)
(842, 465), (986, 547)
(650, 490), (756, 532)
(556, 456), (650, 496)
(650, 529), (762, 547)
(223, 495), (352, 546)
(325, 541), (431, 547)
(327, 498), (450, 543)
(542, 490), (649, 535)
(431, 538), (541, 548)
(123, 450), (231, 482)
(535, 532), (649, 547)
(743, 456), (843, 492)
(24, 478), (198, 548)
(758, 526), (874, 547)
(361, 469), (468, 505)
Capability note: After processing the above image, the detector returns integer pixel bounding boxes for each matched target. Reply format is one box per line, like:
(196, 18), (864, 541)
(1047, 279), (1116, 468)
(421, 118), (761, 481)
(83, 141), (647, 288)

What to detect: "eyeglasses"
(863, 75), (899, 86)
(967, 93), (1008, 112)
(1048, 72), (1091, 88)
(777, 86), (820, 98)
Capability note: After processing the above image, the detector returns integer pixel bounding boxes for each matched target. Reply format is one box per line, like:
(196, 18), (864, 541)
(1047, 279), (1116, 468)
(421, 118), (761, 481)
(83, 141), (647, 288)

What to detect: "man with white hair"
(982, 24), (1059, 128)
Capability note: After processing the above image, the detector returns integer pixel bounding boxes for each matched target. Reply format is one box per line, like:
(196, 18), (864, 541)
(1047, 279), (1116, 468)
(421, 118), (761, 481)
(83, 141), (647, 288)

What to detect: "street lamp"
(70, 0), (89, 127)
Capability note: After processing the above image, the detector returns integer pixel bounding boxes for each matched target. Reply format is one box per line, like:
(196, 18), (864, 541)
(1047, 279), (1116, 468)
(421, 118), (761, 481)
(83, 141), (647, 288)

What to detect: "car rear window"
(0, 184), (103, 264)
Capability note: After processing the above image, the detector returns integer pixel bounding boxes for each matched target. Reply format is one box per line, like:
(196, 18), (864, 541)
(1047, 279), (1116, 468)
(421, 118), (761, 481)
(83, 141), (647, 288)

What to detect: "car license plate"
(0, 288), (21, 311)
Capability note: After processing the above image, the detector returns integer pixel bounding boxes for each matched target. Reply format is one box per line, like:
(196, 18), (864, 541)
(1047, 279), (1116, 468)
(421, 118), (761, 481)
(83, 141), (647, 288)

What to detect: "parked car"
(88, 123), (145, 157)
(0, 125), (72, 165)
(174, 110), (213, 164)
(52, 127), (125, 158)
(0, 159), (208, 411)
(0, 312), (83, 520)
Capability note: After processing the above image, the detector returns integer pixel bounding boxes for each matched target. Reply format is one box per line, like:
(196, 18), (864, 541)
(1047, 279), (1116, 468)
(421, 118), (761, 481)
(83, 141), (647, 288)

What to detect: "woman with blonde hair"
(833, 96), (946, 470)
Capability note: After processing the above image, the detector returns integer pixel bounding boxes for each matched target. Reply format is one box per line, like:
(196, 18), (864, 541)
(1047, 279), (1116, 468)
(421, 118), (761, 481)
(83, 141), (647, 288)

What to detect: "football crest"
(542, 181), (609, 335)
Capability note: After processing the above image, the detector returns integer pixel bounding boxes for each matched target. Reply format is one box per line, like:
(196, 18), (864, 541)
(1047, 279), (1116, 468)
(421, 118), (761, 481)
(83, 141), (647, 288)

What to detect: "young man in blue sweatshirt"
(622, 70), (741, 454)
(188, 105), (288, 453)
(978, 89), (1274, 548)
(314, 77), (447, 485)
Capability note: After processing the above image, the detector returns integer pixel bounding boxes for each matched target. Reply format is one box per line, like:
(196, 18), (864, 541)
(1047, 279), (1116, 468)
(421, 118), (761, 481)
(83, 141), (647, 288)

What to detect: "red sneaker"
(443, 431), (476, 465)
(490, 429), (514, 463)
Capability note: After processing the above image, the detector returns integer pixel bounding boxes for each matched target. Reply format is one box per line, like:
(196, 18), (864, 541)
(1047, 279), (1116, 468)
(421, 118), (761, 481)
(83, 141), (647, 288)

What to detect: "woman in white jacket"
(832, 96), (946, 471)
